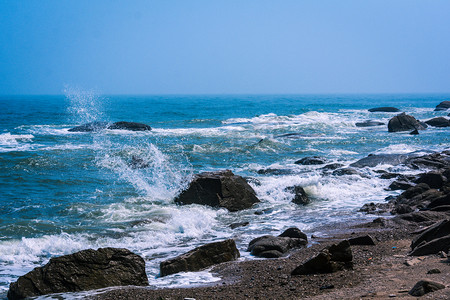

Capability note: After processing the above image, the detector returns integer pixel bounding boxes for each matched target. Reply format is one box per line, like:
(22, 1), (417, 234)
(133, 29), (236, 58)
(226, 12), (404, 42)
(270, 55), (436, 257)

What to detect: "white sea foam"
(0, 133), (35, 152)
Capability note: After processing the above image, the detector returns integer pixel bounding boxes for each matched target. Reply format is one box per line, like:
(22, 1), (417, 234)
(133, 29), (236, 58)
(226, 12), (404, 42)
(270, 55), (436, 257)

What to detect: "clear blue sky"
(1, 0), (449, 95)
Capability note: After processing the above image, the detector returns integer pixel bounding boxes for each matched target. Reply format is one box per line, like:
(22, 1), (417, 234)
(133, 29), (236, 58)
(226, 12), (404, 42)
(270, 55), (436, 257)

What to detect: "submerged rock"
(434, 101), (450, 111)
(68, 121), (109, 132)
(107, 121), (152, 131)
(285, 185), (310, 205)
(368, 107), (400, 112)
(295, 156), (327, 165)
(160, 239), (240, 277)
(68, 121), (151, 132)
(7, 248), (148, 300)
(355, 120), (385, 127)
(291, 240), (353, 275)
(174, 170), (260, 212)
(248, 227), (307, 258)
(388, 113), (427, 132)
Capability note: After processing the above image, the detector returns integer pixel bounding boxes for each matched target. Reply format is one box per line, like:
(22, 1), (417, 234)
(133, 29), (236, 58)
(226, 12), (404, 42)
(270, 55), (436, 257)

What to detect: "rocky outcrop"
(355, 120), (384, 127)
(434, 101), (450, 111)
(350, 153), (420, 168)
(368, 107), (400, 112)
(388, 113), (427, 132)
(425, 117), (450, 127)
(291, 240), (353, 275)
(69, 121), (151, 132)
(295, 156), (327, 165)
(174, 170), (260, 212)
(7, 248), (148, 300)
(160, 239), (240, 277)
(409, 280), (445, 296)
(285, 186), (310, 205)
(410, 219), (450, 256)
(248, 227), (307, 258)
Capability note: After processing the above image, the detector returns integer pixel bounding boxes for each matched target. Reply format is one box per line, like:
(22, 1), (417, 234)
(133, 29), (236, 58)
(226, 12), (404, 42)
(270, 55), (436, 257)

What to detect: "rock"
(396, 189), (444, 211)
(230, 222), (249, 229)
(368, 107), (400, 112)
(434, 101), (450, 111)
(332, 168), (367, 177)
(397, 211), (449, 225)
(425, 117), (450, 127)
(388, 113), (427, 132)
(321, 163), (344, 170)
(350, 153), (422, 168)
(256, 168), (294, 175)
(427, 269), (441, 274)
(410, 129), (419, 135)
(291, 240), (353, 275)
(415, 172), (446, 189)
(392, 204), (414, 215)
(160, 239), (240, 277)
(129, 156), (150, 169)
(407, 152), (450, 169)
(380, 172), (401, 179)
(348, 235), (376, 245)
(409, 280), (445, 296)
(174, 170), (260, 212)
(7, 248), (148, 300)
(285, 186), (310, 205)
(68, 121), (109, 132)
(355, 120), (385, 127)
(427, 194), (450, 210)
(388, 180), (414, 191)
(295, 156), (327, 165)
(410, 219), (450, 255)
(359, 202), (393, 214)
(397, 183), (431, 200)
(107, 121), (151, 131)
(248, 228), (307, 258)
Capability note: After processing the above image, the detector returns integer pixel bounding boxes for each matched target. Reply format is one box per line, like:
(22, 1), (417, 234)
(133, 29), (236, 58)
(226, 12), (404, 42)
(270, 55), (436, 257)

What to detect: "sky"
(0, 0), (449, 95)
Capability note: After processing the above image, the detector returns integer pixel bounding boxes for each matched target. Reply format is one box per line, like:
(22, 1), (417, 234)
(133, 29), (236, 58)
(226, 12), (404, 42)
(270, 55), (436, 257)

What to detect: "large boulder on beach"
(174, 170), (260, 212)
(68, 121), (109, 132)
(248, 227), (308, 258)
(160, 239), (239, 277)
(409, 280), (445, 296)
(425, 117), (450, 127)
(388, 113), (427, 132)
(291, 240), (353, 275)
(368, 107), (400, 112)
(410, 219), (450, 256)
(7, 248), (148, 300)
(434, 101), (450, 111)
(107, 121), (151, 131)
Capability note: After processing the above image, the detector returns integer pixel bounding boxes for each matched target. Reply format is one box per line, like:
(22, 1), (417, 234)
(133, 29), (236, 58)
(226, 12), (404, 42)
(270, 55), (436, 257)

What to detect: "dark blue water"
(0, 92), (449, 297)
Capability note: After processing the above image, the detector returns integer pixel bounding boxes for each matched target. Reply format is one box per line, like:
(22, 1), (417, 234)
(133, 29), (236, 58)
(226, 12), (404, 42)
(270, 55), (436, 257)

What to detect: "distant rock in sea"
(425, 117), (450, 127)
(388, 113), (427, 132)
(434, 101), (450, 111)
(355, 120), (385, 127)
(68, 121), (151, 132)
(368, 107), (400, 112)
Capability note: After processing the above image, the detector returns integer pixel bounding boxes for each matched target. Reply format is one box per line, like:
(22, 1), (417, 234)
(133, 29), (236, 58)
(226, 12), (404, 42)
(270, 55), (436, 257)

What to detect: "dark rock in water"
(248, 228), (307, 258)
(332, 168), (368, 178)
(410, 219), (450, 255)
(348, 235), (376, 246)
(388, 180), (414, 191)
(368, 107), (400, 112)
(410, 129), (419, 135)
(350, 153), (422, 168)
(409, 280), (445, 296)
(291, 240), (353, 275)
(230, 221), (249, 229)
(407, 152), (450, 169)
(388, 113), (427, 132)
(256, 168), (294, 175)
(425, 117), (450, 127)
(174, 170), (260, 212)
(321, 163), (344, 170)
(355, 120), (385, 127)
(68, 121), (109, 132)
(359, 202), (393, 214)
(295, 156), (327, 165)
(129, 156), (150, 169)
(392, 204), (414, 214)
(7, 248), (148, 300)
(107, 121), (151, 131)
(285, 185), (310, 205)
(380, 172), (401, 179)
(160, 239), (240, 277)
(415, 172), (445, 189)
(434, 100), (450, 111)
(397, 183), (430, 200)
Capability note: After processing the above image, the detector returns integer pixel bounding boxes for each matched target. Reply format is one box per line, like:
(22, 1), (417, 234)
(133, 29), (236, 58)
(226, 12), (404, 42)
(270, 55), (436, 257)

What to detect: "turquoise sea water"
(0, 93), (449, 298)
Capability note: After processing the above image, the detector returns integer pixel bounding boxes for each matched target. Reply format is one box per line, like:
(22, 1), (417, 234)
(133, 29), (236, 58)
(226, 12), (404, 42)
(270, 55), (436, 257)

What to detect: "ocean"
(0, 92), (449, 298)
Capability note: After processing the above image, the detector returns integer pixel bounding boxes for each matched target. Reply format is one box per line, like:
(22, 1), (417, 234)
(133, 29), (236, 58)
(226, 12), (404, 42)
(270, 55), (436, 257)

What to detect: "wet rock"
(397, 211), (449, 224)
(415, 172), (446, 189)
(256, 168), (294, 175)
(129, 156), (150, 169)
(434, 100), (450, 111)
(368, 107), (400, 112)
(348, 235), (376, 246)
(68, 121), (109, 132)
(425, 117), (450, 127)
(406, 152), (450, 169)
(350, 153), (421, 168)
(7, 248), (148, 300)
(410, 219), (450, 255)
(230, 222), (249, 229)
(321, 163), (345, 170)
(107, 121), (152, 131)
(160, 239), (240, 277)
(355, 120), (385, 127)
(248, 228), (307, 258)
(295, 156), (327, 165)
(409, 280), (445, 296)
(410, 129), (419, 135)
(380, 172), (401, 179)
(388, 180), (415, 191)
(392, 204), (414, 215)
(388, 113), (427, 132)
(427, 194), (450, 210)
(332, 168), (367, 177)
(174, 170), (260, 212)
(359, 202), (393, 214)
(397, 183), (430, 200)
(285, 185), (310, 205)
(291, 240), (353, 275)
